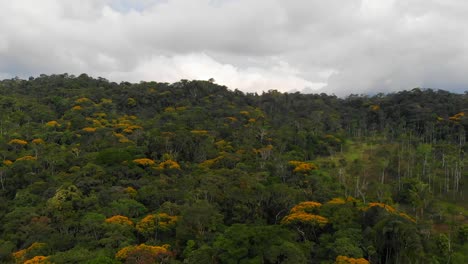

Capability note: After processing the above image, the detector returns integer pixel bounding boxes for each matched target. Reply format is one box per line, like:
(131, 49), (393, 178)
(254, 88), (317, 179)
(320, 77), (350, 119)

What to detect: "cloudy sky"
(0, 0), (467, 95)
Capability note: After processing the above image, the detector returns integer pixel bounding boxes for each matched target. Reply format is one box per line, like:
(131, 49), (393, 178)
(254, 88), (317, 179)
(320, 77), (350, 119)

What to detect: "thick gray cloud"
(0, 0), (467, 95)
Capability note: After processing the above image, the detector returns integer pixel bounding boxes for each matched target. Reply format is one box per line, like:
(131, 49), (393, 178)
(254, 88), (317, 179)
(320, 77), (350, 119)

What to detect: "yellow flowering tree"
(82, 127), (97, 133)
(136, 213), (178, 240)
(12, 242), (46, 263)
(133, 158), (156, 166)
(115, 244), (172, 263)
(320, 197), (361, 230)
(124, 186), (138, 198)
(105, 215), (134, 226)
(288, 160), (318, 173)
(32, 138), (45, 145)
(9, 139), (28, 146)
(23, 256), (51, 264)
(75, 97), (92, 104)
(16, 156), (37, 161)
(157, 160), (181, 170)
(364, 202), (396, 213)
(327, 198), (346, 205)
(335, 256), (370, 264)
(281, 213), (328, 226)
(290, 201), (322, 214)
(281, 201), (328, 241)
(71, 105), (82, 111)
(102, 215), (136, 248)
(363, 202), (415, 223)
(190, 130), (209, 135)
(45, 120), (60, 128)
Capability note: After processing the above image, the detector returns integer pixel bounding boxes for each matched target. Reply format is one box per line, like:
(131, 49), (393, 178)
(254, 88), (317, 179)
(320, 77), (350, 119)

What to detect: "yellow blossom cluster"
(45, 120), (60, 127)
(116, 115), (137, 122)
(3, 160), (13, 166)
(113, 132), (131, 143)
(12, 242), (46, 263)
(200, 156), (224, 168)
(115, 244), (171, 261)
(215, 140), (233, 151)
(370, 104), (380, 111)
(124, 186), (137, 197)
(281, 212), (328, 226)
(156, 213), (178, 231)
(100, 98), (113, 105)
(362, 202), (416, 222)
(136, 213), (178, 235)
(105, 215), (134, 226)
(9, 139), (28, 146)
(254, 145), (273, 153)
(82, 127), (97, 133)
(399, 212), (416, 223)
(133, 158), (156, 166)
(335, 256), (370, 264)
(91, 119), (103, 127)
(364, 202), (396, 213)
(113, 132), (125, 138)
(290, 201), (322, 214)
(75, 97), (92, 104)
(112, 115), (142, 135)
(16, 156), (37, 161)
(32, 138), (45, 145)
(282, 201), (328, 227)
(136, 214), (157, 235)
(288, 160), (318, 173)
(327, 197), (358, 205)
(123, 125), (142, 134)
(161, 132), (175, 138)
(327, 198), (346, 205)
(164, 107), (176, 112)
(23, 256), (51, 264)
(190, 130), (209, 135)
(158, 160), (181, 170)
(83, 116), (105, 128)
(449, 112), (465, 122)
(226, 116), (238, 122)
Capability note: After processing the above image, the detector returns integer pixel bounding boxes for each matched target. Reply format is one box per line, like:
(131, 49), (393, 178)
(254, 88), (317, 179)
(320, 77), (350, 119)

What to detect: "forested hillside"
(0, 74), (467, 263)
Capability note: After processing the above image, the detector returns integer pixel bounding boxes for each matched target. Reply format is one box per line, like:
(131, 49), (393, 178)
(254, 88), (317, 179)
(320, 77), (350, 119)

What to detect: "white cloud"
(105, 53), (322, 93)
(0, 0), (468, 95)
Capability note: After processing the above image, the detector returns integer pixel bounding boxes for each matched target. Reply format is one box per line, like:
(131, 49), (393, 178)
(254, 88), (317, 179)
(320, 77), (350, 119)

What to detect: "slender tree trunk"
(0, 170), (5, 190)
(398, 149), (401, 191)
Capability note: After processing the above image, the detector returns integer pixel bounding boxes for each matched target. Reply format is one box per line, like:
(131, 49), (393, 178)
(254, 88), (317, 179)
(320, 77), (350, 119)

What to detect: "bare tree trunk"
(0, 170), (5, 190)
(398, 150), (401, 191)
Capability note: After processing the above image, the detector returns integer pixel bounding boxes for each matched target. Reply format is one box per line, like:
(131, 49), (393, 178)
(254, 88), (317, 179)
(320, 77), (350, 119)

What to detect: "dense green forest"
(0, 74), (467, 264)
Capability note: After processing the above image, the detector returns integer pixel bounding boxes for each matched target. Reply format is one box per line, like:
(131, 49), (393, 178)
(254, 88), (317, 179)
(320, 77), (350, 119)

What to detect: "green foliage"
(0, 240), (15, 262)
(458, 224), (468, 244)
(109, 198), (147, 218)
(50, 247), (97, 263)
(0, 75), (466, 263)
(95, 148), (134, 165)
(213, 224), (306, 263)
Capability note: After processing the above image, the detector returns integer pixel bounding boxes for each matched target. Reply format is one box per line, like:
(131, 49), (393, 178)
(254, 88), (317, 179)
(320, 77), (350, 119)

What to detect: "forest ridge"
(0, 74), (467, 263)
